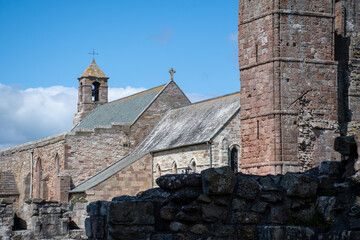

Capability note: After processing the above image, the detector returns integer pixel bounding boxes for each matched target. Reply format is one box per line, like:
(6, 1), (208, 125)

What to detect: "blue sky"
(0, 0), (239, 149)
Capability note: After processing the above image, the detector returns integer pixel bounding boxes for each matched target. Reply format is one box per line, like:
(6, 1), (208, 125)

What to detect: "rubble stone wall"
(85, 162), (360, 240)
(65, 125), (131, 186)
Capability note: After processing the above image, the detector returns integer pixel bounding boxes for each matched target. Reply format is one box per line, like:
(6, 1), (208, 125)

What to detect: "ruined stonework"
(85, 163), (360, 240)
(239, 0), (346, 175)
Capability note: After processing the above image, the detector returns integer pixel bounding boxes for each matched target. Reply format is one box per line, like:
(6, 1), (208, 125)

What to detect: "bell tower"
(73, 59), (109, 126)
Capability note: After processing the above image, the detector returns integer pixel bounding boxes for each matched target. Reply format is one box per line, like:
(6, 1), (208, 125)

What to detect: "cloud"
(0, 84), (145, 150)
(149, 28), (173, 45)
(0, 83), (217, 151)
(228, 32), (237, 42)
(108, 86), (146, 102)
(186, 93), (218, 103)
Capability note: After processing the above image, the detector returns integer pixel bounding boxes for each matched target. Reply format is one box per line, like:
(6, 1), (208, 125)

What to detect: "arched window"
(190, 159), (196, 173)
(92, 81), (100, 102)
(55, 154), (60, 175)
(36, 158), (42, 198)
(229, 147), (238, 173)
(172, 162), (178, 174)
(155, 164), (161, 179)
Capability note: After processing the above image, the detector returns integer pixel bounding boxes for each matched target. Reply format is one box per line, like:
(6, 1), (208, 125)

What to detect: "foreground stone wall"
(86, 163), (360, 240)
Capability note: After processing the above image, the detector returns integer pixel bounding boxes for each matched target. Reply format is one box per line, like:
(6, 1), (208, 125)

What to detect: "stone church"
(0, 58), (242, 210)
(0, 0), (359, 228)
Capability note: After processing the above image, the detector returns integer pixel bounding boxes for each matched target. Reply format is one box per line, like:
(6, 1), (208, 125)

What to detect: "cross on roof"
(169, 68), (176, 81)
(89, 49), (99, 59)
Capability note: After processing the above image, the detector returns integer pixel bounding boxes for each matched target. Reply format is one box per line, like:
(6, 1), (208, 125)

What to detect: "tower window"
(92, 82), (100, 102)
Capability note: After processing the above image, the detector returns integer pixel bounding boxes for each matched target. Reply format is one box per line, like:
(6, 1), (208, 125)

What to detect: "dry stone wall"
(86, 160), (360, 240)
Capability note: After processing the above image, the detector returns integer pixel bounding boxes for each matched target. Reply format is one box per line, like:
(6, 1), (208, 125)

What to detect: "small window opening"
(92, 82), (100, 102)
(55, 154), (60, 175)
(255, 44), (259, 62)
(257, 120), (260, 139)
(172, 162), (178, 174)
(230, 148), (238, 173)
(190, 160), (196, 173)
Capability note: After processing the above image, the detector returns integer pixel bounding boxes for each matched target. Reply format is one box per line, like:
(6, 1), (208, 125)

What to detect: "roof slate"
(70, 92), (240, 193)
(80, 59), (107, 78)
(74, 84), (166, 130)
(134, 92), (241, 154)
(0, 172), (19, 196)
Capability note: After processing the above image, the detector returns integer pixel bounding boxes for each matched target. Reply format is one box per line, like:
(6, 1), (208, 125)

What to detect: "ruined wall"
(0, 134), (66, 206)
(130, 81), (190, 149)
(85, 163), (360, 240)
(239, 0), (340, 175)
(336, 0), (360, 135)
(65, 125), (131, 186)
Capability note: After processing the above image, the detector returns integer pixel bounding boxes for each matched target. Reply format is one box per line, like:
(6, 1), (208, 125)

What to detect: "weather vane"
(169, 68), (176, 81)
(89, 49), (99, 59)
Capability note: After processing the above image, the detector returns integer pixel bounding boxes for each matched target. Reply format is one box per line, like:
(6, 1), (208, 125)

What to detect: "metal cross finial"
(89, 49), (99, 59)
(169, 68), (176, 81)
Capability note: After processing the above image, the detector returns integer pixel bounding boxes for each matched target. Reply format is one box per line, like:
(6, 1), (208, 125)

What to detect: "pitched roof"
(134, 92), (241, 153)
(73, 84), (167, 130)
(80, 59), (108, 78)
(70, 92), (240, 193)
(0, 172), (19, 196)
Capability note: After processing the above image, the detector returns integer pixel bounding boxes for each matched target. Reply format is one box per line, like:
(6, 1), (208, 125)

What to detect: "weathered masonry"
(239, 0), (360, 175)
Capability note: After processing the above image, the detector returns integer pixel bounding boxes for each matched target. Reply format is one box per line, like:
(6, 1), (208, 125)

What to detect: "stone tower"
(73, 59), (109, 126)
(239, 0), (344, 175)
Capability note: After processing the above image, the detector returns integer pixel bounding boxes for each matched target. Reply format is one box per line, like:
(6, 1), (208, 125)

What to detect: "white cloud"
(186, 93), (218, 103)
(0, 83), (216, 151)
(0, 84), (145, 150)
(108, 86), (146, 102)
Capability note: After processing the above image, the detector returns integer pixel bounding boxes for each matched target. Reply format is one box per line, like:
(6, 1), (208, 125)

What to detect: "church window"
(92, 81), (100, 102)
(190, 159), (196, 173)
(55, 154), (60, 175)
(255, 44), (259, 62)
(156, 164), (161, 179)
(172, 162), (178, 174)
(36, 158), (42, 198)
(229, 147), (238, 173)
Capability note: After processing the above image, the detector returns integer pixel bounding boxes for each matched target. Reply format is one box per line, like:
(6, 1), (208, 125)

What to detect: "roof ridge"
(172, 91), (240, 110)
(107, 83), (167, 104)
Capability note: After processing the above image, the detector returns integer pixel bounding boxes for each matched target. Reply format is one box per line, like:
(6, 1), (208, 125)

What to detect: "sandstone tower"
(238, 0), (360, 175)
(73, 59), (109, 126)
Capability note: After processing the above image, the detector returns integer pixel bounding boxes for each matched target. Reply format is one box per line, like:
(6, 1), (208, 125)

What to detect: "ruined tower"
(239, 0), (344, 174)
(73, 59), (109, 126)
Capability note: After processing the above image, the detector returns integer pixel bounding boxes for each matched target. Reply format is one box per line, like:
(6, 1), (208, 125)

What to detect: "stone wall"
(85, 162), (360, 240)
(0, 134), (66, 206)
(130, 81), (190, 149)
(65, 124), (131, 186)
(71, 154), (153, 203)
(239, 0), (341, 175)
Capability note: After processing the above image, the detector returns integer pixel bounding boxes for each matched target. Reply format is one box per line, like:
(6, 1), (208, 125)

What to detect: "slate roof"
(73, 84), (167, 130)
(80, 59), (108, 78)
(70, 92), (240, 193)
(0, 172), (19, 196)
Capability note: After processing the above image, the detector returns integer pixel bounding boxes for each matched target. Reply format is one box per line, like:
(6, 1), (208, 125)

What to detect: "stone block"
(156, 174), (201, 190)
(236, 174), (260, 200)
(201, 167), (236, 195)
(281, 173), (318, 198)
(108, 201), (155, 225)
